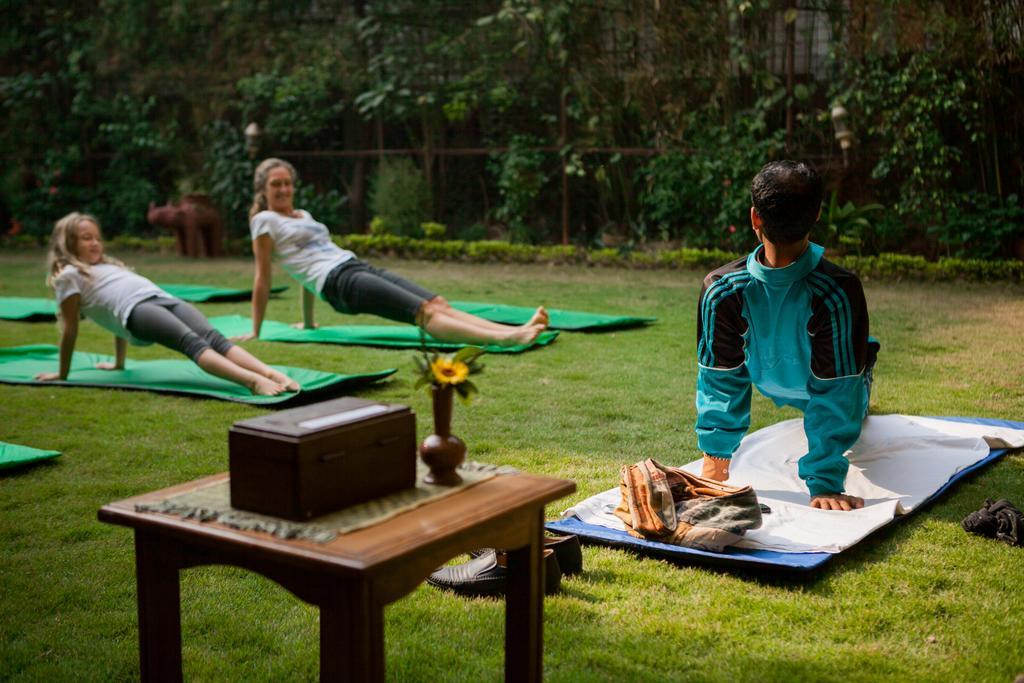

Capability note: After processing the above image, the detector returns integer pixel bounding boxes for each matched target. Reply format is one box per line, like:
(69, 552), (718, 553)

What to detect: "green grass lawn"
(1, 250), (1023, 682)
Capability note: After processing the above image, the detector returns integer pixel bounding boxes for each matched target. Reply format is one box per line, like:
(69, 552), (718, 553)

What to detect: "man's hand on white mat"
(810, 494), (864, 511)
(701, 453), (730, 481)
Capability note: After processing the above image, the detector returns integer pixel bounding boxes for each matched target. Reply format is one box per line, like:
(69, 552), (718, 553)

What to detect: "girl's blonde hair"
(46, 212), (124, 288)
(249, 158), (298, 219)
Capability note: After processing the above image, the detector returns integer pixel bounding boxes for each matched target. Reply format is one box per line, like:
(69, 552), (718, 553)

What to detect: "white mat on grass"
(563, 415), (1024, 554)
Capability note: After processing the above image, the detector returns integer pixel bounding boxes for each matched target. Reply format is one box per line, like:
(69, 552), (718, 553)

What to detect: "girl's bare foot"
(527, 306), (549, 328)
(266, 369), (300, 392)
(251, 376), (286, 396)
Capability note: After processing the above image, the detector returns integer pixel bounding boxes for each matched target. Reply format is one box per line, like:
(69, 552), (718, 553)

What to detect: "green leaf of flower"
(453, 346), (485, 365)
(455, 381), (478, 404)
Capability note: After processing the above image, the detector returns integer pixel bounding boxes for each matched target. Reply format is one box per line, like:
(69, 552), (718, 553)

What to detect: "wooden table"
(98, 471), (575, 682)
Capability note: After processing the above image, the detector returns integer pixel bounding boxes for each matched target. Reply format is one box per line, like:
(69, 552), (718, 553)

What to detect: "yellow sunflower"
(430, 357), (470, 385)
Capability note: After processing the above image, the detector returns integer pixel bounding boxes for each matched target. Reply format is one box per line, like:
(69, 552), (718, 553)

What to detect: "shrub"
(837, 52), (982, 228)
(296, 184), (348, 232)
(368, 158), (431, 237)
(637, 110), (784, 249)
(237, 66), (345, 146)
(835, 254), (933, 281)
(488, 134), (549, 243)
(421, 221), (446, 239)
(4, 96), (174, 238)
(465, 240), (538, 263)
(200, 121), (254, 238)
(655, 247), (742, 270)
(416, 239), (465, 261)
(588, 248), (624, 267)
(94, 95), (171, 236)
(107, 235), (176, 253)
(821, 192), (885, 255)
(16, 230), (1019, 282)
(3, 149), (95, 237)
(537, 245), (579, 264)
(928, 193), (1024, 259)
(0, 233), (43, 249)
(454, 222), (488, 241)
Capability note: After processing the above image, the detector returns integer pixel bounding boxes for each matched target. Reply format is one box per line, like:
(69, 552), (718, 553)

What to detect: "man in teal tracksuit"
(696, 160), (877, 511)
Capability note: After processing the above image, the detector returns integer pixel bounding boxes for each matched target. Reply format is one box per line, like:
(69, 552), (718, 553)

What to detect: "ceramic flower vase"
(419, 385), (466, 485)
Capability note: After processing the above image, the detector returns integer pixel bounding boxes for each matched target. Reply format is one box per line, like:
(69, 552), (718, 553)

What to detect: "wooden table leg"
(135, 530), (183, 683)
(320, 580), (385, 682)
(504, 510), (544, 682)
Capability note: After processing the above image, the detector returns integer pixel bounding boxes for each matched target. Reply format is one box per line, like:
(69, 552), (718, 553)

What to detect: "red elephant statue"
(147, 194), (224, 258)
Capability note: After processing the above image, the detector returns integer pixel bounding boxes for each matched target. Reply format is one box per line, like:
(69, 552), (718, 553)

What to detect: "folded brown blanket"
(613, 458), (763, 552)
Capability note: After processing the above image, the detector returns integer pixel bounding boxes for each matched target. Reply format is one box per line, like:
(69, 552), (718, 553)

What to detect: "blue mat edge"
(546, 416), (1023, 572)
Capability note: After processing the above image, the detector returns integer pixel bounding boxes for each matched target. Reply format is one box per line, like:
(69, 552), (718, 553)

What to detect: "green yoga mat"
(0, 344), (395, 405)
(0, 296), (57, 321)
(0, 286), (287, 322)
(450, 301), (655, 331)
(0, 442), (62, 470)
(158, 284), (288, 303)
(209, 315), (558, 354)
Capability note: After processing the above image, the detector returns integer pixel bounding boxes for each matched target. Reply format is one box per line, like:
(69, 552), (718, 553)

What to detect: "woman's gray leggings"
(321, 259), (436, 325)
(126, 297), (233, 362)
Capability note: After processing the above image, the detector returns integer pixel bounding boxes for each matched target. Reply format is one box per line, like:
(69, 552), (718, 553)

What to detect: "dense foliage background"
(2, 0), (1022, 258)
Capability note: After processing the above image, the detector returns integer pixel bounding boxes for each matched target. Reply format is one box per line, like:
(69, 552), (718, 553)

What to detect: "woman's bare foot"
(250, 376), (286, 396)
(527, 306), (549, 328)
(501, 323), (545, 347)
(266, 369), (300, 392)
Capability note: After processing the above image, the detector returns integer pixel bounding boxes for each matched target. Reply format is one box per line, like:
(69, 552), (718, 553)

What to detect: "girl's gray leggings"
(126, 297), (233, 362)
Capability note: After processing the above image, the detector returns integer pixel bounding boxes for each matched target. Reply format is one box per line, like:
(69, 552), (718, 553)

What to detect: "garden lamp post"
(244, 122), (262, 160)
(831, 105), (853, 168)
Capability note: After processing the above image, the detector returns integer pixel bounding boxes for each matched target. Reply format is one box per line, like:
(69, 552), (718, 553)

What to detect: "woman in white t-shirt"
(35, 212), (299, 396)
(234, 158), (549, 346)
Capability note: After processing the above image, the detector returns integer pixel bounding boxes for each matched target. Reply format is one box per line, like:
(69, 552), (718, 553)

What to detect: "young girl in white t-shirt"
(234, 158), (549, 346)
(36, 212), (299, 396)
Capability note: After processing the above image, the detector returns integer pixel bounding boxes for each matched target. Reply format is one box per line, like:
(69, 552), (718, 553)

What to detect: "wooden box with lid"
(228, 397), (416, 520)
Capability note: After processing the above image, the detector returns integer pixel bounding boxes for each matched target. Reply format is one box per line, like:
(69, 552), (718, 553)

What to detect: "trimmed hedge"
(334, 235), (1024, 282)
(334, 235), (744, 270)
(833, 253), (1024, 282)
(3, 232), (1021, 282)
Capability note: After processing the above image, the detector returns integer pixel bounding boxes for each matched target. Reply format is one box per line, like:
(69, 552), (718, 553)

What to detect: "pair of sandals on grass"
(962, 498), (1023, 546)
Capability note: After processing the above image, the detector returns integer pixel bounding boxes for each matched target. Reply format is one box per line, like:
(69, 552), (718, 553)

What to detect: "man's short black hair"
(750, 160), (823, 244)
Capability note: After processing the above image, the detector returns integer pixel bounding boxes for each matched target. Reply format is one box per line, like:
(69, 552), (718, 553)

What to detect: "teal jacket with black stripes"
(695, 242), (870, 497)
